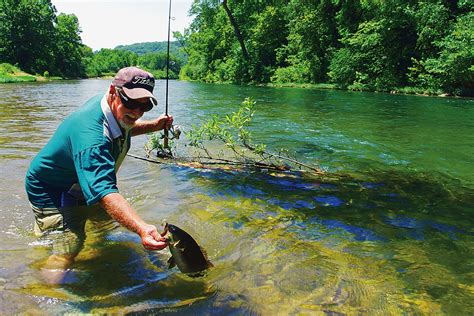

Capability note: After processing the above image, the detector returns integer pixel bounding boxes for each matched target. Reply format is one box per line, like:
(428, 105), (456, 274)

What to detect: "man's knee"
(30, 204), (87, 257)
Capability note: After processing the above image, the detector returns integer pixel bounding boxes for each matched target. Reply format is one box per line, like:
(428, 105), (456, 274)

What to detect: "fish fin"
(200, 247), (211, 259)
(167, 256), (176, 269)
(200, 247), (214, 267)
(174, 240), (186, 251)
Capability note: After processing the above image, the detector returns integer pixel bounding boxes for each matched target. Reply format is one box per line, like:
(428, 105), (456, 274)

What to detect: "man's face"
(110, 87), (149, 129)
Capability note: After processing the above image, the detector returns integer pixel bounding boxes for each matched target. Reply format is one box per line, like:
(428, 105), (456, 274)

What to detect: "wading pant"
(30, 203), (117, 258)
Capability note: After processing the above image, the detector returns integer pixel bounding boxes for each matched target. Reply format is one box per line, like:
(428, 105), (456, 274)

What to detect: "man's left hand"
(157, 114), (173, 131)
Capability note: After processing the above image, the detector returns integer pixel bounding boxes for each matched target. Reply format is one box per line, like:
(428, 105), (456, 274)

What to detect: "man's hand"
(139, 224), (168, 251)
(131, 113), (174, 136)
(100, 193), (168, 251)
(156, 114), (173, 131)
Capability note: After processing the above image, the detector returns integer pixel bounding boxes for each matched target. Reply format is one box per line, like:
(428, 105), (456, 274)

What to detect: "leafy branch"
(145, 98), (323, 174)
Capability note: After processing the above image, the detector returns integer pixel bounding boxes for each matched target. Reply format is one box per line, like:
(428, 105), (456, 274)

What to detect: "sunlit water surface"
(0, 80), (473, 314)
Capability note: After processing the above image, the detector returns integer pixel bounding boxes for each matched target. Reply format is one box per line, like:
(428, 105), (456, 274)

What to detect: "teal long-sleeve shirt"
(25, 94), (130, 208)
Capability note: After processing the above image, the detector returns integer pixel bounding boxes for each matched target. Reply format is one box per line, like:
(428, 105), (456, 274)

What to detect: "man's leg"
(31, 204), (87, 284)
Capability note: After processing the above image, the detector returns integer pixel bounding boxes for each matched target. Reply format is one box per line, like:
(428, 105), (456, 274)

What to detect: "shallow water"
(0, 80), (473, 314)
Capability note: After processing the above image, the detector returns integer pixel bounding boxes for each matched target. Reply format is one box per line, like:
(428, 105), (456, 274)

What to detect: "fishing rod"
(163, 0), (172, 150)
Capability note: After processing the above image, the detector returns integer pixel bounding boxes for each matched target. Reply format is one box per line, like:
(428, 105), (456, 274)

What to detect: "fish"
(162, 222), (212, 277)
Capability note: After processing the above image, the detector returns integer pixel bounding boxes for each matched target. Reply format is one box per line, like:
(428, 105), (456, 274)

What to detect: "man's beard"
(119, 119), (134, 130)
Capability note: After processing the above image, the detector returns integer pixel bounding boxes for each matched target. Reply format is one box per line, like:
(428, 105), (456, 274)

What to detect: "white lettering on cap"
(132, 76), (155, 88)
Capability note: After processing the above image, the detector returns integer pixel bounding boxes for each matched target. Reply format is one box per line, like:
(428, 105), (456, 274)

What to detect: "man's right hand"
(100, 193), (168, 251)
(140, 224), (168, 251)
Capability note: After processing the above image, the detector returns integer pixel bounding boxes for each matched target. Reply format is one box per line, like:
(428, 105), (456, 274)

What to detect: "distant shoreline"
(1, 63), (470, 99)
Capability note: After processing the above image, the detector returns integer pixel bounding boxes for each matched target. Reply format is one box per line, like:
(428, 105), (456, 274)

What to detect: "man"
(25, 67), (172, 283)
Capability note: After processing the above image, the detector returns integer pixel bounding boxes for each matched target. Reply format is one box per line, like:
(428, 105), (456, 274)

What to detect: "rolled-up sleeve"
(74, 144), (119, 205)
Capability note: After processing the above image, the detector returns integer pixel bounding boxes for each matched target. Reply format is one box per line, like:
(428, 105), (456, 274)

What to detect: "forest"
(179, 0), (473, 95)
(0, 0), (472, 95)
(0, 0), (184, 79)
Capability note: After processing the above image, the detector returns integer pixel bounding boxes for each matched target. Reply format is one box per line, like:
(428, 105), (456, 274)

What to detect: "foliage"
(84, 49), (138, 78)
(0, 62), (36, 82)
(181, 0), (472, 95)
(139, 52), (182, 79)
(274, 0), (338, 84)
(247, 5), (288, 82)
(145, 132), (176, 158)
(186, 97), (267, 157)
(0, 63), (20, 74)
(83, 48), (185, 79)
(53, 13), (85, 78)
(329, 1), (418, 91)
(115, 41), (186, 60)
(0, 0), (56, 74)
(1, 0), (471, 95)
(146, 97), (322, 173)
(0, 1), (185, 79)
(408, 12), (474, 95)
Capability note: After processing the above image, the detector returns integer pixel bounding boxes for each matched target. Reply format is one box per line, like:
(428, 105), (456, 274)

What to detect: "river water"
(0, 79), (473, 314)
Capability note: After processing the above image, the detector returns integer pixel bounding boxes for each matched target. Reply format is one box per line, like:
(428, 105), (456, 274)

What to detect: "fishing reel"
(168, 124), (181, 140)
(155, 125), (181, 159)
(158, 124), (181, 140)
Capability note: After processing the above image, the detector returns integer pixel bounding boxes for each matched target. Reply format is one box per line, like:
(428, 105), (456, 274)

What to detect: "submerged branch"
(127, 153), (289, 172)
(262, 150), (324, 174)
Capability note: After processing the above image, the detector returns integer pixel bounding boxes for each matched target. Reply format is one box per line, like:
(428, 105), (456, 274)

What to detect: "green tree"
(177, 0), (471, 95)
(53, 13), (85, 78)
(273, 0), (338, 84)
(87, 49), (138, 76)
(0, 0), (57, 74)
(329, 0), (417, 90)
(181, 1), (235, 82)
(411, 1), (450, 60)
(138, 52), (182, 79)
(248, 5), (287, 82)
(410, 12), (474, 95)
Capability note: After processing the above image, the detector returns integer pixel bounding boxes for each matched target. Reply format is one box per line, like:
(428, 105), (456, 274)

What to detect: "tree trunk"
(221, 0), (250, 61)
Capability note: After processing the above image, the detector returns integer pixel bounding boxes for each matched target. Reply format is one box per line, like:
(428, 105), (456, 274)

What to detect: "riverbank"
(264, 82), (456, 97)
(185, 76), (468, 98)
(2, 63), (469, 98)
(0, 63), (62, 83)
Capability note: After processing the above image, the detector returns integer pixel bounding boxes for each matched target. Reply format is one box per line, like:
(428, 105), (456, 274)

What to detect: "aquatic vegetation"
(170, 167), (473, 314)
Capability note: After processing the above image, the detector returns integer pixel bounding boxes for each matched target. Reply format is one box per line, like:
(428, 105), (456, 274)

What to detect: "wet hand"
(140, 224), (168, 251)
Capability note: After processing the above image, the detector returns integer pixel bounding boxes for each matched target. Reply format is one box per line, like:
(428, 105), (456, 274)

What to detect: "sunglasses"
(117, 89), (155, 112)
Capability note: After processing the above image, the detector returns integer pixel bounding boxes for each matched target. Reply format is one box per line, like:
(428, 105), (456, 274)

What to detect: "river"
(0, 79), (473, 314)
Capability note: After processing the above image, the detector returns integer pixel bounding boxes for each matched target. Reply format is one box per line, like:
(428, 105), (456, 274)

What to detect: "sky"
(51, 0), (195, 51)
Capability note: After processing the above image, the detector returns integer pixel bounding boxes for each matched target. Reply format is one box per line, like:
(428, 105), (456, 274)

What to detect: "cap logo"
(132, 76), (154, 88)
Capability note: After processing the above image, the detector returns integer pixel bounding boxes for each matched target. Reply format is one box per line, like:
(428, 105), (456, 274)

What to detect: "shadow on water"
(171, 165), (474, 238)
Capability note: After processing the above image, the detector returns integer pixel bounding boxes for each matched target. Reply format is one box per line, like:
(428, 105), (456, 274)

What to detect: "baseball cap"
(112, 67), (158, 105)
